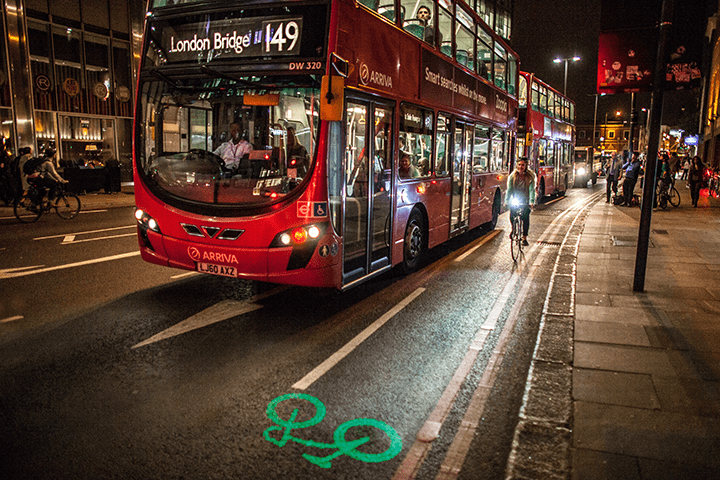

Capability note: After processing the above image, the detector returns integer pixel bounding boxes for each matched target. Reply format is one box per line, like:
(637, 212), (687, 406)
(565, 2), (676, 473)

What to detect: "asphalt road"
(0, 184), (603, 479)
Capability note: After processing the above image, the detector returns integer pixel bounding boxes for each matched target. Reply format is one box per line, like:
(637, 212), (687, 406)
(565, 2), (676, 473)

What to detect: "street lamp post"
(553, 56), (581, 96)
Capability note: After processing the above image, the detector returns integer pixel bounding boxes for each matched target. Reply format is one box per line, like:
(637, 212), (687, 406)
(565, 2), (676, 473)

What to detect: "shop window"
(0, 109), (15, 155)
(113, 42), (133, 117)
(35, 110), (57, 156)
(53, 26), (85, 113)
(85, 34), (112, 116)
(0, 19), (10, 107)
(81, 0), (110, 35)
(28, 21), (55, 110)
(59, 116), (115, 167)
(110, 0), (130, 40)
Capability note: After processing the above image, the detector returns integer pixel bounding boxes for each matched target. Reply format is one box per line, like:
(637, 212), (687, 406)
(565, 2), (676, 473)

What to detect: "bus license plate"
(197, 263), (237, 278)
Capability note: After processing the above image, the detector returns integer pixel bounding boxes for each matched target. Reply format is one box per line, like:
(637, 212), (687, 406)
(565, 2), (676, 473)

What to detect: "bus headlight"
(135, 208), (162, 233)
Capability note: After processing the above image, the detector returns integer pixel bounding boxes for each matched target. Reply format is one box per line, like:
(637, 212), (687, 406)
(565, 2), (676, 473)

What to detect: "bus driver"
(214, 122), (253, 170)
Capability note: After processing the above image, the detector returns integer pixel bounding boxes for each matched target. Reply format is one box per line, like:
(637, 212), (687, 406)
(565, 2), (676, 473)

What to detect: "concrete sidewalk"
(572, 179), (720, 479)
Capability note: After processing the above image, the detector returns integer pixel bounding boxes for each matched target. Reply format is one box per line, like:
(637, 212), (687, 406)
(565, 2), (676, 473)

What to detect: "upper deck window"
(455, 7), (474, 69)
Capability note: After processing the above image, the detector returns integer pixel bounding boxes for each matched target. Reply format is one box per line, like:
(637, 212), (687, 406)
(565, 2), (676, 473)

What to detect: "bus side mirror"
(320, 75), (344, 121)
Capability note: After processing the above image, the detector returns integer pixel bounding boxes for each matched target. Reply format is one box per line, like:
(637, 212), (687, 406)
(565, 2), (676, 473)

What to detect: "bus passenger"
(214, 122), (253, 171)
(416, 6), (436, 45)
(399, 151), (420, 179)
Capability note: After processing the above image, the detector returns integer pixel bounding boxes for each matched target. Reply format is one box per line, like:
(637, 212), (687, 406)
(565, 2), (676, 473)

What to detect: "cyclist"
(28, 149), (68, 201)
(505, 157), (536, 246)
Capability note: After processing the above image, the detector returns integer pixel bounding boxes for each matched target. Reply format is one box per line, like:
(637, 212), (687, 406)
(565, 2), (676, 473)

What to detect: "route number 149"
(265, 21), (301, 54)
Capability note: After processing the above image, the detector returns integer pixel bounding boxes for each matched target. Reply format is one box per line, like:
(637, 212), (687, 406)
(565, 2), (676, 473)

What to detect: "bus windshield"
(137, 78), (320, 208)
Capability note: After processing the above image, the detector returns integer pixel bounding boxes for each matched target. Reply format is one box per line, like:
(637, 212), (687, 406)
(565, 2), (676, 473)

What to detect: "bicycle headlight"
(577, 167), (586, 175)
(509, 196), (521, 208)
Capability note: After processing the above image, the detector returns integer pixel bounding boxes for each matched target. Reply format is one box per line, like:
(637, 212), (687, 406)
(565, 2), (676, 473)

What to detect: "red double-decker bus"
(516, 72), (575, 199)
(133, 0), (518, 289)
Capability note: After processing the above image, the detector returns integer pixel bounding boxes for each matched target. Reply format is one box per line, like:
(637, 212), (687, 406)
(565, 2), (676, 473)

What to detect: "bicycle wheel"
(55, 193), (81, 219)
(667, 186), (680, 207)
(14, 194), (42, 223)
(510, 216), (521, 262)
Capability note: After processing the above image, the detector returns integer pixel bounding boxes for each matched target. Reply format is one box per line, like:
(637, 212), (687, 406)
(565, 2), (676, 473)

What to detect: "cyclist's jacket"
(506, 169), (536, 207)
(34, 160), (66, 184)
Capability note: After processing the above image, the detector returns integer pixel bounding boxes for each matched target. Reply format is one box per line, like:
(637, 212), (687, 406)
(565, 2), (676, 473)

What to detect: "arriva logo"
(359, 63), (393, 89)
(187, 246), (239, 264)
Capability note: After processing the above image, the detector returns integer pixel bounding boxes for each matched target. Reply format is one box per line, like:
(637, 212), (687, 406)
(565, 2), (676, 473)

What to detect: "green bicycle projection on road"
(263, 393), (402, 469)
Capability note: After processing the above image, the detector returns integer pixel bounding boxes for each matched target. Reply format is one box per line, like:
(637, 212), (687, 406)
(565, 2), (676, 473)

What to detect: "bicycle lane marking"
(292, 287), (426, 390)
(392, 192), (602, 480)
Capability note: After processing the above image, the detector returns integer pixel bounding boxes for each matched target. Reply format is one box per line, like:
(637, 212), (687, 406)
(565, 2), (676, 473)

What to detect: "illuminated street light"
(553, 56), (581, 96)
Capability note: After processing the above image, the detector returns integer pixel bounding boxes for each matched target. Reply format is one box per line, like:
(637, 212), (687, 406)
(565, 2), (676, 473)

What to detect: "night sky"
(511, 0), (709, 129)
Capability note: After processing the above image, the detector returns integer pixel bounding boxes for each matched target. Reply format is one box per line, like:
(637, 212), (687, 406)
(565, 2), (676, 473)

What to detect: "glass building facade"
(1, 0), (144, 181)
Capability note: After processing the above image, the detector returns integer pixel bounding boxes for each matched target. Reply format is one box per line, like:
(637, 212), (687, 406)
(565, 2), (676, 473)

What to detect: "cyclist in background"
(29, 149), (68, 201)
(505, 157), (536, 246)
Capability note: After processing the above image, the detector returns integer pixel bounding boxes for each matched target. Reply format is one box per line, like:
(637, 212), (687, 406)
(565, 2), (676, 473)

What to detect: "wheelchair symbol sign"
(298, 202), (328, 218)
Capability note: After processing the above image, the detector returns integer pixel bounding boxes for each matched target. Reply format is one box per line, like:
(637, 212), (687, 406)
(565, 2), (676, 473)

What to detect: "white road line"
(131, 300), (263, 349)
(34, 225), (135, 240)
(0, 252), (140, 279)
(132, 285), (288, 349)
(61, 233), (136, 244)
(1, 316), (23, 324)
(171, 271), (201, 279)
(392, 197), (592, 480)
(454, 229), (501, 262)
(292, 287), (426, 390)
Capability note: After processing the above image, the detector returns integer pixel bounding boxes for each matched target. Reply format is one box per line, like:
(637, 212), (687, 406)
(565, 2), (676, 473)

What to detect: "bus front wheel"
(402, 210), (425, 273)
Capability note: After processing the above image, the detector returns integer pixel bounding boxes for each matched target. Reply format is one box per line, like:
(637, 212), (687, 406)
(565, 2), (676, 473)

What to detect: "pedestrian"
(605, 151), (623, 203)
(669, 151), (680, 180)
(621, 151), (642, 207)
(688, 155), (705, 207)
(17, 146), (33, 193)
(681, 156), (690, 181)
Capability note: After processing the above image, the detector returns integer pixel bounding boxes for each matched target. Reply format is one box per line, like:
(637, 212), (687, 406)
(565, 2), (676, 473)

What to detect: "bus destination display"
(161, 16), (303, 62)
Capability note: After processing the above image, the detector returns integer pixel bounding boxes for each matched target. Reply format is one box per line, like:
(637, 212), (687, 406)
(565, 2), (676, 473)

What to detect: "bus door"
(342, 97), (393, 285)
(450, 120), (473, 235)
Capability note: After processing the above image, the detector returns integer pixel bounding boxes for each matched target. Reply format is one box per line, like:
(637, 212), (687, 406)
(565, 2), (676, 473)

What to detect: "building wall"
(1, 0), (144, 181)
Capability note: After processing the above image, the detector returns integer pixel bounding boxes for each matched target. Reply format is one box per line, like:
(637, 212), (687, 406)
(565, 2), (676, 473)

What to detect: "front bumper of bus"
(137, 226), (340, 288)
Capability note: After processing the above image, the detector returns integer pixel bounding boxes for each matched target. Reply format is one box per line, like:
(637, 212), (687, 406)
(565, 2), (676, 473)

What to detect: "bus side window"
(435, 114), (450, 176)
(473, 124), (490, 173)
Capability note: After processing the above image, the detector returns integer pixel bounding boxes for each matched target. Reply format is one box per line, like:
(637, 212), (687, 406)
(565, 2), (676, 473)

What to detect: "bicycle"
(508, 196), (527, 262)
(655, 177), (680, 210)
(14, 180), (81, 223)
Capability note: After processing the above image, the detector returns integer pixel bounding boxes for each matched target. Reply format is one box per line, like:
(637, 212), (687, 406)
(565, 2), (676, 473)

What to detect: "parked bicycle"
(14, 181), (81, 223)
(508, 195), (527, 262)
(655, 178), (680, 210)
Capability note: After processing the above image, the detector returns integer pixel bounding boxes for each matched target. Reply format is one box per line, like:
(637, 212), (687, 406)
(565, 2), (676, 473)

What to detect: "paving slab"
(573, 402), (720, 470)
(575, 320), (651, 347)
(573, 369), (660, 409)
(574, 342), (702, 379)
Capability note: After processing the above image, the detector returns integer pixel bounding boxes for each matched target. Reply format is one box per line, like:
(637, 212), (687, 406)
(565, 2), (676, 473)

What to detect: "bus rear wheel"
(402, 210), (425, 273)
